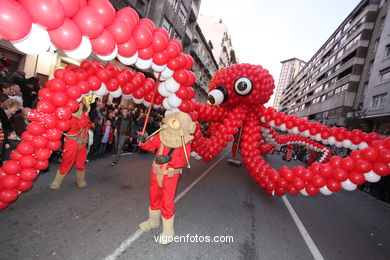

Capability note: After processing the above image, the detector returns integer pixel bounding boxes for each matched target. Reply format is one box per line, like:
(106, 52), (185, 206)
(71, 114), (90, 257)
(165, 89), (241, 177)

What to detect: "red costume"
(58, 112), (92, 175)
(140, 133), (191, 219)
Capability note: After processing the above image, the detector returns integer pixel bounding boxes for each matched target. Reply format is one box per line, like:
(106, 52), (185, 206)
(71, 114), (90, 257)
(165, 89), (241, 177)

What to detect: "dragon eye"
(207, 86), (228, 105)
(234, 77), (253, 96)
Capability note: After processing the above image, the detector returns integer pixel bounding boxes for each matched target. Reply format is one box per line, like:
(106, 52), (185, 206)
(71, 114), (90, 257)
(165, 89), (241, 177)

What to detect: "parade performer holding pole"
(137, 111), (195, 244)
(49, 100), (92, 190)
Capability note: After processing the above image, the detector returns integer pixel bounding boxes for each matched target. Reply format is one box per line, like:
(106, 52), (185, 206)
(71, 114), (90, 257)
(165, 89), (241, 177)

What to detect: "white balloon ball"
(320, 186), (333, 196)
(300, 189), (309, 196)
(195, 155), (202, 160)
(163, 98), (173, 110)
(341, 179), (357, 191)
(260, 116), (265, 123)
(161, 67), (174, 79)
(109, 88), (122, 98)
(350, 144), (358, 150)
(165, 77), (180, 93)
(358, 142), (369, 150)
(269, 120), (275, 128)
(303, 130), (310, 137)
(133, 97), (143, 104)
(315, 133), (322, 141)
(191, 151), (198, 157)
(328, 136), (336, 145)
(135, 58), (152, 70)
(76, 96), (83, 102)
(117, 52), (138, 65)
(152, 63), (167, 72)
(64, 36), (92, 60)
(322, 139), (329, 145)
(96, 45), (118, 61)
(364, 171), (381, 183)
(142, 100), (150, 107)
(12, 24), (50, 54)
(342, 139), (352, 149)
(292, 127), (299, 134)
(167, 94), (182, 108)
(335, 141), (343, 148)
(280, 123), (287, 132)
(158, 83), (171, 97)
(122, 94), (133, 100)
(153, 104), (161, 109)
(164, 110), (173, 116)
(94, 83), (108, 96)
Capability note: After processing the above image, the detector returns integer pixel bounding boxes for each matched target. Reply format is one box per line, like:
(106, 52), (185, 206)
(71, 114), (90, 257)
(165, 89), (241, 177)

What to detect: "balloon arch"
(0, 0), (389, 210)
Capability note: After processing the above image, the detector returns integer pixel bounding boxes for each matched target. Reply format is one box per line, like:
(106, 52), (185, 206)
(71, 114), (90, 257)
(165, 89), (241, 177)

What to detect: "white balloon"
(153, 104), (161, 109)
(314, 133), (322, 141)
(292, 127), (299, 134)
(165, 77), (180, 93)
(164, 110), (173, 116)
(341, 179), (357, 191)
(135, 58), (152, 70)
(122, 94), (133, 100)
(76, 96), (83, 102)
(260, 116), (265, 123)
(64, 36), (92, 60)
(195, 155), (202, 160)
(167, 94), (182, 108)
(335, 141), (343, 148)
(12, 24), (50, 54)
(300, 189), (309, 196)
(158, 83), (171, 97)
(161, 67), (174, 79)
(117, 52), (138, 65)
(96, 45), (118, 61)
(191, 151), (198, 157)
(133, 97), (143, 104)
(342, 139), (352, 149)
(358, 142), (368, 150)
(143, 100), (150, 107)
(328, 136), (336, 145)
(303, 130), (310, 137)
(364, 171), (381, 183)
(109, 88), (122, 98)
(152, 63), (167, 72)
(320, 186), (333, 195)
(280, 123), (287, 132)
(269, 120), (275, 128)
(94, 83), (108, 96)
(350, 144), (358, 150)
(162, 98), (173, 110)
(322, 139), (329, 145)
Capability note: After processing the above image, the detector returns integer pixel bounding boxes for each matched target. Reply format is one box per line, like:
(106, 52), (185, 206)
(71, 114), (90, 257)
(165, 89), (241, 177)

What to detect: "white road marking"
(282, 196), (325, 260)
(104, 153), (227, 260)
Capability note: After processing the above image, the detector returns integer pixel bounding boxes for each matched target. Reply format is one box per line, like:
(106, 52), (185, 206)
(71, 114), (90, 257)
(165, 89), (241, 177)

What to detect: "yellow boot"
(76, 170), (87, 188)
(139, 208), (161, 232)
(49, 171), (66, 190)
(158, 216), (174, 245)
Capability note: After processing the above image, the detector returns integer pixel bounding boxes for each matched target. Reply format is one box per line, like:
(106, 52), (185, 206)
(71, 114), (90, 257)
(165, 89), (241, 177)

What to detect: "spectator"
(9, 84), (24, 109)
(145, 116), (159, 135)
(0, 82), (12, 103)
(89, 117), (103, 160)
(112, 108), (136, 166)
(24, 77), (39, 108)
(100, 120), (114, 155)
(0, 99), (20, 132)
(12, 107), (30, 137)
(90, 97), (100, 112)
(89, 101), (103, 122)
(2, 130), (21, 162)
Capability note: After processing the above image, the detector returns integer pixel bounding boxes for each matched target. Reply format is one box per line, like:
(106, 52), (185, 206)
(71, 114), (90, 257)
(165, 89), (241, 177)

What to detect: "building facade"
(197, 15), (237, 68)
(279, 0), (388, 131)
(273, 58), (306, 111)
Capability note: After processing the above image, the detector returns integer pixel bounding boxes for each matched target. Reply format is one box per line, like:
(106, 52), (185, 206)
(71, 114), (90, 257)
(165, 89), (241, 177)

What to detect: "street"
(0, 151), (389, 260)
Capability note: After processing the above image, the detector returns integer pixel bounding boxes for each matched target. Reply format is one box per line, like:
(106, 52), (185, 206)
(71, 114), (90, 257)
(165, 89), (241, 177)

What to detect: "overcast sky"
(199, 0), (361, 105)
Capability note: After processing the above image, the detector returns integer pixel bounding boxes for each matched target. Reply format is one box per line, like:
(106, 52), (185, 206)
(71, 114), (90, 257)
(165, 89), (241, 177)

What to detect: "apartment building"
(279, 0), (384, 129)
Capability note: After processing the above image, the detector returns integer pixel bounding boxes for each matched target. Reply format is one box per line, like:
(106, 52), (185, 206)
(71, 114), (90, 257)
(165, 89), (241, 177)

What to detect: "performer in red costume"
(49, 100), (92, 190)
(138, 111), (195, 245)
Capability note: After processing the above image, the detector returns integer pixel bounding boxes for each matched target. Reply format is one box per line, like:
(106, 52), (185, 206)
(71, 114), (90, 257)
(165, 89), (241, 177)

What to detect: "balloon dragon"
(0, 0), (389, 210)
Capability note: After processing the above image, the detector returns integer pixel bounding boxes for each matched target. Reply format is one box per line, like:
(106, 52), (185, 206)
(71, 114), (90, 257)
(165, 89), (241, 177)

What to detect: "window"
(385, 44), (390, 58)
(374, 38), (380, 53)
(379, 16), (386, 32)
(379, 68), (390, 83)
(173, 30), (181, 40)
(178, 4), (188, 25)
(162, 17), (172, 34)
(168, 0), (178, 10)
(371, 93), (387, 109)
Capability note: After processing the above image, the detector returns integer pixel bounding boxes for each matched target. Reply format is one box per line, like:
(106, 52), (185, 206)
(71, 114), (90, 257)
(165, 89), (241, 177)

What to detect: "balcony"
(183, 27), (193, 45)
(189, 2), (198, 22)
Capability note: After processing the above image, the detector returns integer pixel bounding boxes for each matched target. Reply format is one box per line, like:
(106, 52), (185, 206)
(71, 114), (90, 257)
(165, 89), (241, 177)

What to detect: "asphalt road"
(0, 151), (389, 260)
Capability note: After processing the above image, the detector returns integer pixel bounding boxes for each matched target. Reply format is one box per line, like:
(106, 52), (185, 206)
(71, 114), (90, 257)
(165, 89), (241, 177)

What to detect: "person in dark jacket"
(112, 108), (136, 166)
(2, 130), (21, 162)
(0, 99), (20, 132)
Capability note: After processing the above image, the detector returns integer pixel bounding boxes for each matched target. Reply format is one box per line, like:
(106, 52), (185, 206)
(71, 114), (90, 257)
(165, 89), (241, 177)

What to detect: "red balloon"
(133, 25), (153, 49)
(20, 168), (39, 181)
(35, 160), (49, 170)
(107, 15), (131, 44)
(91, 30), (116, 55)
(333, 168), (349, 182)
(293, 177), (305, 190)
(21, 131), (34, 142)
(57, 120), (71, 131)
(138, 45), (154, 60)
(0, 0), (32, 41)
(326, 179), (341, 192)
(51, 92), (69, 107)
(184, 54), (194, 70)
(116, 7), (138, 33)
(27, 122), (46, 136)
(19, 155), (37, 168)
(0, 189), (19, 203)
(1, 175), (21, 190)
(18, 180), (33, 192)
(36, 100), (56, 114)
(58, 0), (80, 17)
(329, 156), (343, 168)
(176, 86), (189, 99)
(287, 184), (299, 195)
(349, 172), (365, 184)
(361, 147), (379, 162)
(66, 86), (82, 100)
(35, 148), (52, 161)
(46, 128), (62, 141)
(312, 175), (326, 187)
(350, 150), (362, 160)
(32, 135), (49, 149)
(0, 201), (10, 211)
(373, 162), (390, 176)
(49, 78), (67, 92)
(2, 160), (22, 175)
(47, 140), (62, 151)
(106, 79), (119, 91)
(10, 150), (23, 161)
(49, 18), (82, 50)
(355, 159), (372, 173)
(78, 80), (90, 94)
(55, 107), (72, 120)
(166, 40), (181, 59)
(153, 51), (169, 65)
(167, 58), (181, 71)
(17, 142), (35, 155)
(118, 38), (137, 57)
(341, 157), (355, 171)
(38, 88), (54, 100)
(306, 184), (319, 195)
(72, 6), (104, 38)
(173, 69), (189, 84)
(88, 0), (115, 27)
(319, 164), (333, 178)
(19, 0), (65, 29)
(152, 31), (169, 52)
